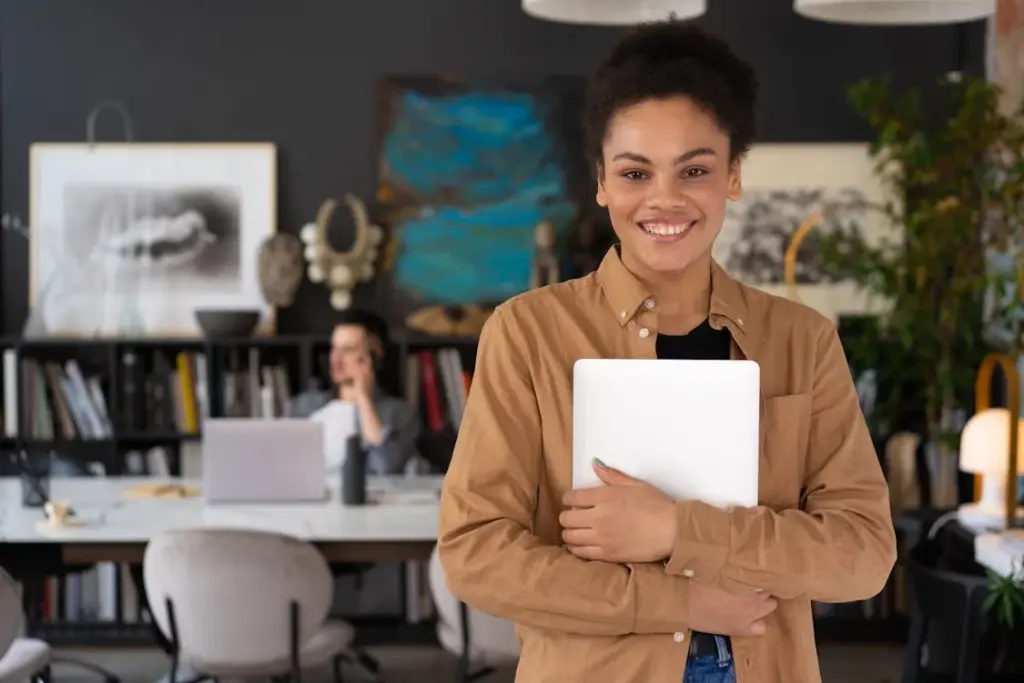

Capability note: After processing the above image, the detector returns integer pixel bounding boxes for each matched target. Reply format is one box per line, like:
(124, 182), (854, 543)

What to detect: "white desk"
(0, 475), (443, 564)
(974, 531), (1024, 578)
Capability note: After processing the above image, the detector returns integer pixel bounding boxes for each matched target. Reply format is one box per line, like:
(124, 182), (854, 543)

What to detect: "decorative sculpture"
(530, 219), (560, 290)
(299, 194), (384, 310)
(257, 233), (304, 307)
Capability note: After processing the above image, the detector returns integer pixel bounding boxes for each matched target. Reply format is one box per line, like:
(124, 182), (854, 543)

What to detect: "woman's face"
(596, 96), (742, 277)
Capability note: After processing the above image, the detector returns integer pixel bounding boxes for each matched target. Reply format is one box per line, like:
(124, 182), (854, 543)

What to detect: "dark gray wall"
(0, 0), (986, 335)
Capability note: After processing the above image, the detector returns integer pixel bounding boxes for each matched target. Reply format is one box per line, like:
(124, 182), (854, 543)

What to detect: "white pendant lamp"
(794, 0), (995, 25)
(522, 0), (706, 25)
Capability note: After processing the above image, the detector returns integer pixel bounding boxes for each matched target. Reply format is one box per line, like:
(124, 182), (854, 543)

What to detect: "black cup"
(341, 435), (368, 506)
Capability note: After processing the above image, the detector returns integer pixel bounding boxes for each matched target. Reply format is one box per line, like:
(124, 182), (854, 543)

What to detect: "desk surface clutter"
(0, 475), (444, 544)
(974, 530), (1024, 578)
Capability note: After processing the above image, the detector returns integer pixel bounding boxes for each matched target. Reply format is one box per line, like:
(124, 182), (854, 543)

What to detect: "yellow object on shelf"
(123, 483), (200, 500)
(972, 353), (1023, 529)
(783, 209), (825, 304)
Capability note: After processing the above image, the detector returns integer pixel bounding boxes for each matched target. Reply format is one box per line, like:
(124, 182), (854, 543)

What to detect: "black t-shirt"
(656, 319), (731, 655)
(655, 318), (731, 361)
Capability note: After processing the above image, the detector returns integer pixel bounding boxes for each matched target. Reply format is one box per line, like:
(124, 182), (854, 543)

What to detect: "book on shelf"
(218, 347), (292, 419)
(406, 347), (470, 433)
(1, 348), (112, 441)
(25, 564), (148, 627)
(118, 349), (207, 435)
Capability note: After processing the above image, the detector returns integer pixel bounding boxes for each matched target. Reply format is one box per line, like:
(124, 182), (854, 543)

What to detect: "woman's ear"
(726, 158), (743, 202)
(596, 163), (608, 207)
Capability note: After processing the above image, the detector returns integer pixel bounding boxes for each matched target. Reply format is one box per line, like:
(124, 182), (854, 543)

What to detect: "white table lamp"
(793, 0), (995, 25)
(958, 407), (1024, 529)
(521, 0), (706, 25)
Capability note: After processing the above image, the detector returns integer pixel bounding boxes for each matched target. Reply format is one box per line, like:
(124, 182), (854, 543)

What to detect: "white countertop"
(0, 475), (444, 544)
(974, 531), (1024, 578)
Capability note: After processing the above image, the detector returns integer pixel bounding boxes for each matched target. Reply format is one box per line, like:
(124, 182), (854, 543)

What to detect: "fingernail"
(593, 458), (605, 467)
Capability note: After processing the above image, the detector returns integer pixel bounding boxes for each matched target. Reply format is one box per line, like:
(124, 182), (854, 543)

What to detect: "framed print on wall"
(713, 142), (898, 322)
(29, 142), (277, 337)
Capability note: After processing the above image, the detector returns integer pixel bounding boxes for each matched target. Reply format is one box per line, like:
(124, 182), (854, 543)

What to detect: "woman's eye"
(683, 167), (708, 178)
(622, 170), (647, 181)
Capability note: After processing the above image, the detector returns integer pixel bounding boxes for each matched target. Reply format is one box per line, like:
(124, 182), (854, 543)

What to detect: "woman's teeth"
(641, 221), (694, 236)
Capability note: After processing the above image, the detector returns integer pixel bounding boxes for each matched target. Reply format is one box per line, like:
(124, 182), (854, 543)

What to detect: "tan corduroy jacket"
(438, 247), (897, 683)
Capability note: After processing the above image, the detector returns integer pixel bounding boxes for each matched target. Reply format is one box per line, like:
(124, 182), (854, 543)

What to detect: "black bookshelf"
(0, 332), (479, 476)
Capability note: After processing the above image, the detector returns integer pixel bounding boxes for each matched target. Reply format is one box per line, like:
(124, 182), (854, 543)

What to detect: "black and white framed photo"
(29, 143), (277, 337)
(713, 143), (898, 322)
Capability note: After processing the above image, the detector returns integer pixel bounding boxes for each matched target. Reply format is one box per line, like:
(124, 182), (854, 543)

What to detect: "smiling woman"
(437, 19), (896, 683)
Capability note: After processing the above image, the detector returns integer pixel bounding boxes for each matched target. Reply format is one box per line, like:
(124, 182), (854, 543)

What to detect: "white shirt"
(309, 399), (358, 475)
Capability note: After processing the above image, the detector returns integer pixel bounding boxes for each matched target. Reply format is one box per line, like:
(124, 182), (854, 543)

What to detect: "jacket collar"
(595, 245), (755, 352)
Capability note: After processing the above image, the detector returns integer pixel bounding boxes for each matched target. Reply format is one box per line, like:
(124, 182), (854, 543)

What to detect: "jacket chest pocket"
(759, 393), (812, 510)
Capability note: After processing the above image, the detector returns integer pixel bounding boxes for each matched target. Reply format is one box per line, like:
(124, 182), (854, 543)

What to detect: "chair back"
(905, 540), (990, 681)
(0, 567), (23, 661)
(428, 545), (519, 664)
(143, 528), (332, 671)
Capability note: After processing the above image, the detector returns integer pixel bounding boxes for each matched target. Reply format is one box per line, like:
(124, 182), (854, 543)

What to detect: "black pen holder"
(19, 459), (51, 508)
(341, 435), (368, 506)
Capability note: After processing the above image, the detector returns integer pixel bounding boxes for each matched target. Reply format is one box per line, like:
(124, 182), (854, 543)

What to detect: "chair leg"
(455, 654), (470, 683)
(466, 667), (496, 682)
(332, 655), (344, 683)
(36, 665), (52, 683)
(52, 656), (122, 683)
(902, 609), (925, 683)
(352, 648), (380, 675)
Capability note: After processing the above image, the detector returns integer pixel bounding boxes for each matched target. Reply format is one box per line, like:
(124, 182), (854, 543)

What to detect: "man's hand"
(688, 582), (778, 637)
(559, 460), (677, 563)
(339, 353), (375, 403)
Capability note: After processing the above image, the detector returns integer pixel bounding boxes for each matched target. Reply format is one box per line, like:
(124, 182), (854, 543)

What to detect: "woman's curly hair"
(583, 21), (760, 170)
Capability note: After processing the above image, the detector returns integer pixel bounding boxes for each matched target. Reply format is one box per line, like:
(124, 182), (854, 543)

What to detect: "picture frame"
(714, 142), (897, 322)
(29, 142), (277, 338)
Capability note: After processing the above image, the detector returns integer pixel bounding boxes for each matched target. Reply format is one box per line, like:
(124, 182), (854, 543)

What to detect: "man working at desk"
(288, 309), (420, 475)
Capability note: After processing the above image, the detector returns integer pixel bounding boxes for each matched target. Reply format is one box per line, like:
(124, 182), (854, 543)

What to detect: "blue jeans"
(683, 636), (735, 683)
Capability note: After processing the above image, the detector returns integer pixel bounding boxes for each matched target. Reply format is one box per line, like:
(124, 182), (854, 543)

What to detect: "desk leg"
(128, 564), (174, 655)
(404, 561), (420, 623)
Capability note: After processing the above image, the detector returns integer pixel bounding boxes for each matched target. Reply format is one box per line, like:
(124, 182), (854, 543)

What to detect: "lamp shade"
(959, 408), (1024, 475)
(793, 0), (995, 24)
(522, 0), (706, 25)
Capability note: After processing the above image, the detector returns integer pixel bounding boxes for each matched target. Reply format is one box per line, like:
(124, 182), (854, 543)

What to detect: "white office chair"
(0, 567), (51, 683)
(427, 545), (519, 683)
(143, 528), (363, 683)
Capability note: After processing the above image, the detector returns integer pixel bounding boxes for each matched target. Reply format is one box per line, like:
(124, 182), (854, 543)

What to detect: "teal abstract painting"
(375, 77), (586, 321)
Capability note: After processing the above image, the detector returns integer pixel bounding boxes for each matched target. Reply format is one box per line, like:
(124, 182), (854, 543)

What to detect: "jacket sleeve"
(664, 320), (897, 602)
(438, 304), (691, 636)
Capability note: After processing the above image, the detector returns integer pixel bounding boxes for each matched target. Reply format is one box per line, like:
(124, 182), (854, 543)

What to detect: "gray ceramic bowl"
(193, 309), (261, 338)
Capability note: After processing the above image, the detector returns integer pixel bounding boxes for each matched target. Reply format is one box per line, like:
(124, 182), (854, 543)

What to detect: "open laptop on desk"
(203, 418), (327, 504)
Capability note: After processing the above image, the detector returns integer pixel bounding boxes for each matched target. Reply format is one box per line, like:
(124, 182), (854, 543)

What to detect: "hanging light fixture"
(522, 0), (706, 25)
(793, 0), (995, 25)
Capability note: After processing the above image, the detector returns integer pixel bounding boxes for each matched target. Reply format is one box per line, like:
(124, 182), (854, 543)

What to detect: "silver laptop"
(573, 359), (760, 509)
(202, 418), (327, 504)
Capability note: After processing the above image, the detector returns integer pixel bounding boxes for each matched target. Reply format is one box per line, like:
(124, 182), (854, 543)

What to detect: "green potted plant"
(818, 73), (1024, 506)
(983, 563), (1024, 673)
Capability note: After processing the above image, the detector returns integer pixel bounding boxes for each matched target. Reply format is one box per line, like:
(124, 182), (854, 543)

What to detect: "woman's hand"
(560, 460), (678, 563)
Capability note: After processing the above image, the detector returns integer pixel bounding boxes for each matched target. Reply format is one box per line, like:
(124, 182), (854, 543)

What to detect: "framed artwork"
(714, 143), (897, 322)
(374, 75), (588, 331)
(29, 143), (277, 337)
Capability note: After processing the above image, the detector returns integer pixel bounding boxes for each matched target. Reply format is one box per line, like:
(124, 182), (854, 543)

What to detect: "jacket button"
(639, 328), (650, 338)
(682, 568), (695, 578)
(673, 632), (685, 643)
